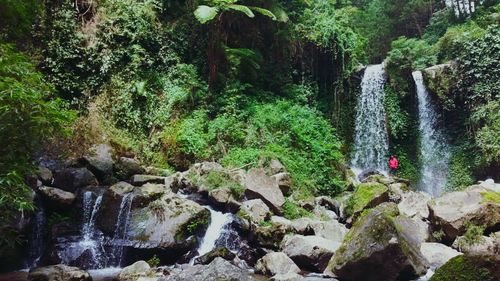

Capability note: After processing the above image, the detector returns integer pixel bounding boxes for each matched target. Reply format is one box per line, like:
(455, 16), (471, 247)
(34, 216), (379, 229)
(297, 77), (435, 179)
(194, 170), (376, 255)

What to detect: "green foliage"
(192, 170), (245, 198)
(384, 85), (410, 139)
(193, 0), (278, 24)
(422, 8), (456, 44)
(436, 22), (486, 62)
(481, 191), (500, 204)
(471, 101), (500, 164)
(297, 1), (366, 77)
(0, 44), (74, 232)
(259, 220), (273, 227)
(391, 147), (420, 183)
(446, 146), (475, 191)
(146, 255), (160, 267)
(0, 0), (42, 42)
(282, 199), (311, 220)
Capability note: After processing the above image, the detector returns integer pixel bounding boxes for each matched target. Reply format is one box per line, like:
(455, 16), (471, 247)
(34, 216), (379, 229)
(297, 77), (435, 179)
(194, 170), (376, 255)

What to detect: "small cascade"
(27, 196), (46, 268)
(413, 71), (451, 197)
(57, 191), (106, 269)
(110, 193), (134, 266)
(190, 206), (232, 264)
(351, 64), (389, 174)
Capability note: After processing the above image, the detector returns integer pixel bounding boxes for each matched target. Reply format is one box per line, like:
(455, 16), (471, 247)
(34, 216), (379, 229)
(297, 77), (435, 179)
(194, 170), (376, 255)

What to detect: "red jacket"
(389, 158), (399, 169)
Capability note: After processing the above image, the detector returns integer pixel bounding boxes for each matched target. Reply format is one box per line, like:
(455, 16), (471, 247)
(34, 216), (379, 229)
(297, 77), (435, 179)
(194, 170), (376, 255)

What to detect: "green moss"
(282, 199), (311, 220)
(191, 170), (245, 198)
(176, 210), (210, 241)
(259, 220), (273, 227)
(481, 191), (500, 203)
(430, 255), (495, 281)
(344, 183), (388, 218)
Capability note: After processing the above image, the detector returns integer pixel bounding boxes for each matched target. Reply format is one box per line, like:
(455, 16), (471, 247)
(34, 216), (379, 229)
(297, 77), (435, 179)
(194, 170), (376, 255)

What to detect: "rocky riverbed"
(1, 144), (498, 281)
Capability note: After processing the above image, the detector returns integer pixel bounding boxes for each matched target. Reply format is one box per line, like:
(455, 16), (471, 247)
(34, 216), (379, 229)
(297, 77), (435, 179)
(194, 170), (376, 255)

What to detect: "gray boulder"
(272, 172), (292, 196)
(37, 165), (53, 185)
(38, 186), (75, 207)
(53, 168), (98, 192)
(398, 191), (431, 219)
(28, 264), (91, 281)
(420, 242), (462, 269)
(118, 260), (152, 281)
(428, 186), (500, 242)
(452, 233), (500, 256)
(161, 257), (262, 281)
(243, 168), (285, 214)
(193, 247), (235, 265)
(115, 157), (145, 180)
(131, 174), (166, 186)
(255, 252), (301, 276)
(309, 220), (348, 244)
(240, 199), (271, 223)
(96, 181), (135, 235)
(84, 144), (114, 179)
(282, 235), (341, 272)
(344, 182), (389, 224)
(324, 203), (428, 281)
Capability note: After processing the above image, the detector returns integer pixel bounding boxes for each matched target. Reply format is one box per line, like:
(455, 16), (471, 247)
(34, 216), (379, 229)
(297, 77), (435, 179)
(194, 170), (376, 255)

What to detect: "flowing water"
(351, 64), (389, 174)
(57, 191), (106, 268)
(413, 71), (451, 197)
(26, 197), (46, 268)
(110, 193), (134, 266)
(190, 206), (232, 264)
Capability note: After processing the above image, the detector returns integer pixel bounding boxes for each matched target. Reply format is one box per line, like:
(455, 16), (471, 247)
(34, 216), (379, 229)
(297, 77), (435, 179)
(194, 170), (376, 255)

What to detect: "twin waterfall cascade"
(413, 71), (450, 197)
(351, 64), (389, 174)
(111, 193), (134, 267)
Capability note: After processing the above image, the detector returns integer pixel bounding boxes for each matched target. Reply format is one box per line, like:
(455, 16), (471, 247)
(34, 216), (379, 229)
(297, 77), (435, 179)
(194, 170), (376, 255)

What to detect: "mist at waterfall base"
(351, 64), (389, 176)
(413, 71), (451, 197)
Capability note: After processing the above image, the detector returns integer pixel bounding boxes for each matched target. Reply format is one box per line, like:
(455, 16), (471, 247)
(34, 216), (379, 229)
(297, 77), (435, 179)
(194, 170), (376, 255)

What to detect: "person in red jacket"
(389, 155), (399, 176)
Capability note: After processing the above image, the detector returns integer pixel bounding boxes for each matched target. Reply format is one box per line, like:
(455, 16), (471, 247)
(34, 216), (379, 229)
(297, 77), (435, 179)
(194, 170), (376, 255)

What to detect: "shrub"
(282, 200), (311, 220)
(436, 22), (486, 62)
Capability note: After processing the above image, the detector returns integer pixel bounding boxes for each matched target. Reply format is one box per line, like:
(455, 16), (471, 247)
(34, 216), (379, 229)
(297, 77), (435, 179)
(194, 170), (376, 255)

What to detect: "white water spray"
(351, 64), (389, 174)
(413, 71), (450, 197)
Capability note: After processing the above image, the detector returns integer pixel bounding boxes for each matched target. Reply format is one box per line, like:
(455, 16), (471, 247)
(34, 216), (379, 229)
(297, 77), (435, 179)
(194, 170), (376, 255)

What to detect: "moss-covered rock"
(344, 182), (389, 223)
(325, 203), (428, 281)
(429, 255), (498, 281)
(422, 63), (457, 110)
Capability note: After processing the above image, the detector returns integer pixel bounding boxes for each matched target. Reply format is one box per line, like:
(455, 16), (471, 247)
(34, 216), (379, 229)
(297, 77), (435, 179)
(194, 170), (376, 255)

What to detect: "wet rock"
(208, 188), (241, 212)
(324, 203), (428, 281)
(478, 178), (500, 192)
(282, 235), (340, 272)
(83, 144), (114, 180)
(357, 169), (382, 182)
(118, 260), (152, 281)
(314, 196), (340, 216)
(290, 218), (314, 234)
(240, 199), (271, 223)
(37, 165), (53, 185)
(420, 242), (462, 268)
(131, 175), (167, 186)
(253, 223), (288, 249)
(128, 191), (210, 252)
(398, 191), (431, 219)
(272, 172), (292, 196)
(255, 252), (300, 276)
(161, 257), (262, 281)
(270, 272), (302, 281)
(28, 264), (92, 281)
(97, 181), (134, 235)
(422, 62), (456, 105)
(344, 182), (389, 224)
(115, 157), (145, 180)
(133, 183), (167, 208)
(243, 168), (285, 214)
(194, 247), (235, 265)
(309, 220), (348, 243)
(53, 168), (98, 192)
(428, 186), (500, 242)
(38, 186), (75, 207)
(312, 205), (338, 221)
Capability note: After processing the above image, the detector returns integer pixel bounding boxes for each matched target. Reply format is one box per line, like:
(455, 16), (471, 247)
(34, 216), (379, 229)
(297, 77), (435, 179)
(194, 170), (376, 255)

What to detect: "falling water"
(190, 206), (232, 264)
(27, 197), (46, 268)
(110, 193), (134, 266)
(57, 191), (106, 268)
(351, 64), (389, 174)
(413, 71), (450, 197)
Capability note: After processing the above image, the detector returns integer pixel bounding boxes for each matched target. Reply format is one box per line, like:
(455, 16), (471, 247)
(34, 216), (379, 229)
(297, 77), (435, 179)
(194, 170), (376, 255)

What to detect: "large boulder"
(427, 186), (500, 242)
(429, 254), (499, 281)
(272, 172), (292, 196)
(398, 191), (431, 219)
(243, 168), (285, 214)
(83, 144), (114, 180)
(118, 260), (152, 281)
(282, 235), (340, 272)
(96, 181), (135, 235)
(28, 264), (91, 281)
(193, 247), (236, 265)
(127, 191), (210, 252)
(422, 62), (456, 107)
(420, 242), (462, 269)
(38, 186), (75, 208)
(344, 182), (389, 223)
(115, 157), (145, 180)
(37, 165), (53, 185)
(452, 232), (500, 256)
(161, 257), (262, 281)
(255, 252), (301, 276)
(309, 220), (348, 244)
(324, 203), (428, 281)
(207, 188), (241, 212)
(53, 168), (98, 192)
(240, 199), (271, 223)
(131, 175), (167, 186)
(253, 223), (288, 249)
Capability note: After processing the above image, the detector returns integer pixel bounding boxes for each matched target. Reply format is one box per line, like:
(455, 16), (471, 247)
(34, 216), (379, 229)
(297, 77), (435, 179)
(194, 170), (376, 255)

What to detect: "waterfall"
(190, 206), (232, 264)
(351, 64), (389, 174)
(110, 193), (134, 266)
(27, 196), (46, 268)
(413, 71), (450, 197)
(57, 191), (106, 269)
